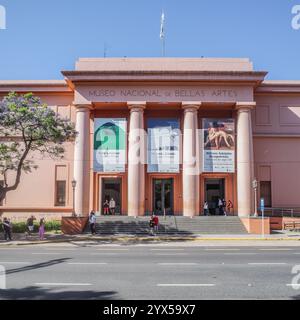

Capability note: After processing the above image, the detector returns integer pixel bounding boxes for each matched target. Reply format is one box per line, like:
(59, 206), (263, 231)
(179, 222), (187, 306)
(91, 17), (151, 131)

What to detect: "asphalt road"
(0, 243), (300, 300)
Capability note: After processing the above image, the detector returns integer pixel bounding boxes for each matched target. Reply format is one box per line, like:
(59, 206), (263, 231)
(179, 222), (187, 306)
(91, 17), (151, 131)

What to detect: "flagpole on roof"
(160, 10), (166, 57)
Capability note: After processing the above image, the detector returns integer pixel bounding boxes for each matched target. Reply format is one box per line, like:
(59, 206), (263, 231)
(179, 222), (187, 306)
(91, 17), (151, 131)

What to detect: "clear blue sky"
(0, 0), (299, 80)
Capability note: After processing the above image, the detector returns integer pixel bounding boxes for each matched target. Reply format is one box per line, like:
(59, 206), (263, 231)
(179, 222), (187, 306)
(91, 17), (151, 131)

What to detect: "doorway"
(153, 179), (174, 216)
(204, 178), (225, 215)
(101, 178), (122, 215)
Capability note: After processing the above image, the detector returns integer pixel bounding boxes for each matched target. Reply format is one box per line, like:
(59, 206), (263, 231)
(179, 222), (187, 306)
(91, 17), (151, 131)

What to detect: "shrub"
(0, 220), (61, 233)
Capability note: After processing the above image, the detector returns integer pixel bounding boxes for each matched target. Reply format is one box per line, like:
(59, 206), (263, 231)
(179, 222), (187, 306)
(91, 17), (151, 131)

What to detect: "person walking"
(153, 214), (159, 233)
(204, 201), (209, 216)
(218, 198), (224, 216)
(222, 199), (227, 216)
(2, 217), (12, 241)
(109, 198), (116, 215)
(227, 200), (234, 215)
(103, 199), (109, 215)
(149, 216), (155, 236)
(89, 211), (97, 235)
(27, 215), (36, 235)
(38, 218), (45, 241)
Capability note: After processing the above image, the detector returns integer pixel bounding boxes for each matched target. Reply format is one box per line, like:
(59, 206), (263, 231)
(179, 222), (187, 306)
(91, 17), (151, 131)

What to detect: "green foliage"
(0, 92), (77, 201)
(0, 220), (61, 233)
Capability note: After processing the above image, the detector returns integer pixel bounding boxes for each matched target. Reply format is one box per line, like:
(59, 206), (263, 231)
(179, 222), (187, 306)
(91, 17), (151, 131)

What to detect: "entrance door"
(153, 179), (174, 216)
(101, 178), (122, 215)
(205, 179), (225, 215)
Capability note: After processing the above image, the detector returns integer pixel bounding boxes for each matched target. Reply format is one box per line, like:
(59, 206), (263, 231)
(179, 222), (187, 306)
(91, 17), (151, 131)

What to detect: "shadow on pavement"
(0, 286), (117, 300)
(5, 258), (71, 275)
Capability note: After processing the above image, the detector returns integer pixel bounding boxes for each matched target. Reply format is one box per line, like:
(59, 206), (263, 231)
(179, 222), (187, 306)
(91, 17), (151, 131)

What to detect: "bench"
(283, 222), (300, 231)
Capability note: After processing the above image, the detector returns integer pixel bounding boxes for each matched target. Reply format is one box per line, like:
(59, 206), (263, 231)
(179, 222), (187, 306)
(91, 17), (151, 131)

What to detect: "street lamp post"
(71, 179), (77, 217)
(252, 178), (258, 218)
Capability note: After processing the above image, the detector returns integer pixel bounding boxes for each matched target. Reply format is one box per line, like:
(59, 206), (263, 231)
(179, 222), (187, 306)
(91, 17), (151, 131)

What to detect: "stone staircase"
(91, 216), (248, 235)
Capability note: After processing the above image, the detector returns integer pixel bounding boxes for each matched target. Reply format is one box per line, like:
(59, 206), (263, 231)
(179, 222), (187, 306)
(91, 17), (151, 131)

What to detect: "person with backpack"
(149, 216), (155, 236)
(2, 217), (12, 241)
(27, 216), (36, 235)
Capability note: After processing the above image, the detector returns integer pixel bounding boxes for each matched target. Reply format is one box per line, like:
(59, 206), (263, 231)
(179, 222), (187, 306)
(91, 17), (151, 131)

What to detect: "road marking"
(224, 253), (257, 255)
(157, 284), (215, 287)
(151, 249), (185, 251)
(90, 253), (118, 255)
(68, 263), (108, 265)
(45, 249), (76, 251)
(157, 263), (198, 266)
(0, 262), (31, 265)
(95, 249), (129, 251)
(154, 254), (188, 256)
(205, 249), (241, 251)
(248, 263), (287, 265)
(259, 249), (292, 251)
(35, 283), (92, 286)
(286, 284), (300, 288)
(32, 253), (63, 255)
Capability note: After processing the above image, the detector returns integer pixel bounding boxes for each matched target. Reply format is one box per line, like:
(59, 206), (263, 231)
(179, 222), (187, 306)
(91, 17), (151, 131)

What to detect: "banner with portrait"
(94, 118), (127, 172)
(203, 119), (235, 173)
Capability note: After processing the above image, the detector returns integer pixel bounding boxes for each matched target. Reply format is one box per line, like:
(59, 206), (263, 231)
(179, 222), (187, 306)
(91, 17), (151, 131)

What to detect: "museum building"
(0, 57), (300, 219)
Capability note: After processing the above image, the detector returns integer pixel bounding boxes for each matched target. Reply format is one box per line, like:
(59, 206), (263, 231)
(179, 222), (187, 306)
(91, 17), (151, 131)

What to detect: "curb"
(0, 236), (300, 246)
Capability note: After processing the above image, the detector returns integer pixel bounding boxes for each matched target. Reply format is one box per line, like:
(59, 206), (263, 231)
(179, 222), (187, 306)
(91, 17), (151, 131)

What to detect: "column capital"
(182, 102), (202, 112)
(127, 101), (147, 111)
(236, 102), (256, 111)
(73, 104), (92, 112)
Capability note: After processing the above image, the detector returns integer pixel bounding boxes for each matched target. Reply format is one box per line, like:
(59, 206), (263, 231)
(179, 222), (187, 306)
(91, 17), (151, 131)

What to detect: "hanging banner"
(147, 119), (180, 173)
(203, 119), (235, 173)
(94, 118), (127, 172)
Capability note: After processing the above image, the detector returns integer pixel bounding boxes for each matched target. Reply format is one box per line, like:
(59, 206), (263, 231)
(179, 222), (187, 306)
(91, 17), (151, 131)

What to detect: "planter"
(240, 217), (271, 235)
(61, 217), (88, 235)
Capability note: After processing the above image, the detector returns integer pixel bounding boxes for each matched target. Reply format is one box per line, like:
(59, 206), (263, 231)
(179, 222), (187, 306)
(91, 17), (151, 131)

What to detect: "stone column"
(236, 102), (256, 217)
(127, 102), (146, 217)
(182, 102), (201, 217)
(73, 105), (91, 216)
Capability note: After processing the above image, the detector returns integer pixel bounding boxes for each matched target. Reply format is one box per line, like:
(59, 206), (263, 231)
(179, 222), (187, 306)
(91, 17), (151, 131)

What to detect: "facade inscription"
(88, 88), (238, 99)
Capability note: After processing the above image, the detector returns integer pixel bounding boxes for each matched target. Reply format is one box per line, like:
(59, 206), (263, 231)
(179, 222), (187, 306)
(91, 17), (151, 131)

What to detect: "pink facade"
(0, 58), (299, 219)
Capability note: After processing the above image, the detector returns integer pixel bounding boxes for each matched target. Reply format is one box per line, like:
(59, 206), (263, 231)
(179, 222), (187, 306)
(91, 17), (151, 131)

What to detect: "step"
(86, 216), (248, 235)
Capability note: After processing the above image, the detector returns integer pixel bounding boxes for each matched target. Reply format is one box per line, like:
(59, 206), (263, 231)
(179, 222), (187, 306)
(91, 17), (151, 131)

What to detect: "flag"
(160, 11), (165, 39)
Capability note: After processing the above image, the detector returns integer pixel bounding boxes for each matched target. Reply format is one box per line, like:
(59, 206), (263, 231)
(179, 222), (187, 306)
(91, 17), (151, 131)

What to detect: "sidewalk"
(0, 231), (300, 246)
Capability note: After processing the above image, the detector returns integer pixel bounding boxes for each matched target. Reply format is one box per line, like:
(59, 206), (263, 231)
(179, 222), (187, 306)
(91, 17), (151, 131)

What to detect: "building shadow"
(5, 258), (71, 275)
(0, 286), (117, 300)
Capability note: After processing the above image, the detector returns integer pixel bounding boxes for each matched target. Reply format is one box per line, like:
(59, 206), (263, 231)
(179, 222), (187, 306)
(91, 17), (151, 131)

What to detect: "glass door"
(153, 179), (174, 216)
(204, 178), (225, 215)
(101, 178), (122, 215)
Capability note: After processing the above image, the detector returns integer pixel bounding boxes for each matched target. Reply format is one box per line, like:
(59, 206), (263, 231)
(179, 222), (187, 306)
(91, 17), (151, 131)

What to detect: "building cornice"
(255, 80), (300, 94)
(0, 80), (71, 93)
(62, 70), (267, 88)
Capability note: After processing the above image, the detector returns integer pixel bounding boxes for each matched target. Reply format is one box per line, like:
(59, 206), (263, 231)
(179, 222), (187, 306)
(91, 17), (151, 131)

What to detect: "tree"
(0, 92), (77, 203)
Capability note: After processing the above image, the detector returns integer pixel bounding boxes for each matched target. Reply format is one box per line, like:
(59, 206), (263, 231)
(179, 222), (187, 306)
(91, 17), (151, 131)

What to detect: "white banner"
(147, 119), (180, 173)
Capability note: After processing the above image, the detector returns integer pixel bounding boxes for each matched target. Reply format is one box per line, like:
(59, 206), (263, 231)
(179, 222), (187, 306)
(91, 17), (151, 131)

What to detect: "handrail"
(259, 207), (298, 218)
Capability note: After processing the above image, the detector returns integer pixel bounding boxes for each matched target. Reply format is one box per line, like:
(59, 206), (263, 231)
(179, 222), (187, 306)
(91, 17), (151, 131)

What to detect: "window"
(55, 181), (66, 207)
(260, 181), (272, 208)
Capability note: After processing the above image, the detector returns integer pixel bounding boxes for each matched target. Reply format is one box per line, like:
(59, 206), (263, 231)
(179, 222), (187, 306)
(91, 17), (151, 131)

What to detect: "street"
(0, 241), (300, 300)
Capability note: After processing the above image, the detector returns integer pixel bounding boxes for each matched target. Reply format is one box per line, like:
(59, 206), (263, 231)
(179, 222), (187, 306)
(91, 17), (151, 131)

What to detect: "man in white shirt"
(109, 198), (116, 215)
